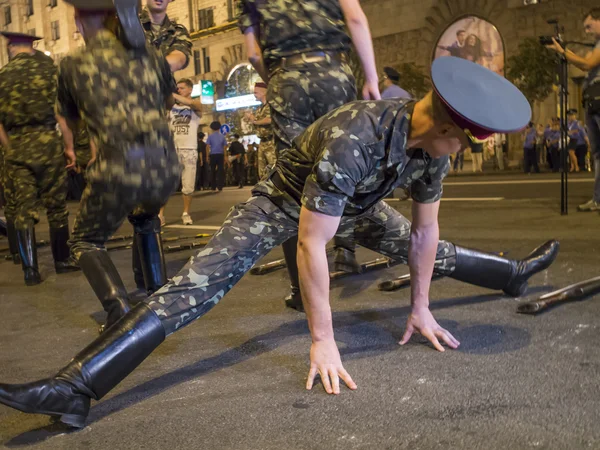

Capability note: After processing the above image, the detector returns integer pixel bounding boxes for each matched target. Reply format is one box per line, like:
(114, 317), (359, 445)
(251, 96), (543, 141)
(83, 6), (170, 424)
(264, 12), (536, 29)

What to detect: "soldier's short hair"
(584, 7), (600, 21)
(177, 78), (194, 88)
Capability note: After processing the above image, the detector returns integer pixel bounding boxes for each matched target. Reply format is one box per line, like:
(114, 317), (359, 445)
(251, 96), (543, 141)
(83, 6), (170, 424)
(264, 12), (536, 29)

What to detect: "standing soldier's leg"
(9, 161), (42, 285)
(40, 158), (79, 274)
(3, 165), (20, 265)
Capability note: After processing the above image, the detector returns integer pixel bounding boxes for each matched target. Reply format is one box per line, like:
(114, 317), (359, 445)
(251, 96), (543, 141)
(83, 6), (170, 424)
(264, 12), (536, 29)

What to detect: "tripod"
(557, 48), (569, 215)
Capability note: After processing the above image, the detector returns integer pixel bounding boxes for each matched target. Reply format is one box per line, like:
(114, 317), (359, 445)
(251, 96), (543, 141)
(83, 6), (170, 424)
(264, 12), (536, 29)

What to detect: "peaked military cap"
(1, 32), (42, 45)
(383, 67), (400, 82)
(63, 0), (115, 11)
(431, 56), (531, 141)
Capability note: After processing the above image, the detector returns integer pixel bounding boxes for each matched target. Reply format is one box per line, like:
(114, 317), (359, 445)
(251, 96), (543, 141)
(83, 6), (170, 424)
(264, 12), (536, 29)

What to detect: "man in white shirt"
(162, 79), (202, 225)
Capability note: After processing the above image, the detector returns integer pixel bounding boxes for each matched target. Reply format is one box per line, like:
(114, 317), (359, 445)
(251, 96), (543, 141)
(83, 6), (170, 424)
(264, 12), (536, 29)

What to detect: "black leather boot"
(131, 234), (146, 291)
(114, 0), (146, 49)
(333, 237), (362, 274)
(79, 251), (132, 334)
(282, 237), (304, 312)
(17, 224), (41, 286)
(0, 303), (165, 429)
(450, 240), (560, 297)
(50, 227), (80, 274)
(6, 219), (21, 265)
(137, 231), (167, 295)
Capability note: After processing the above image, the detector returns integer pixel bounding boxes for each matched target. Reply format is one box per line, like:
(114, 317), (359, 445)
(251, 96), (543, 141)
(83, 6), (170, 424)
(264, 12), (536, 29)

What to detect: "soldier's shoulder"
(170, 19), (191, 35)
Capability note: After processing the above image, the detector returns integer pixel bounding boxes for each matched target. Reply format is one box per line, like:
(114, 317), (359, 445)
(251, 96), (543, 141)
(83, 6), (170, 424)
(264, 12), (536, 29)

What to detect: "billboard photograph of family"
(435, 15), (505, 76)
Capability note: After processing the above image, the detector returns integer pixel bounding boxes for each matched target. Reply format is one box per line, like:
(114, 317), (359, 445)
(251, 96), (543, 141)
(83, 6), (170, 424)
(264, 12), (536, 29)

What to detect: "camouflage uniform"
(57, 30), (179, 258)
(140, 9), (192, 68)
(255, 103), (276, 178)
(0, 50), (68, 230)
(145, 100), (456, 334)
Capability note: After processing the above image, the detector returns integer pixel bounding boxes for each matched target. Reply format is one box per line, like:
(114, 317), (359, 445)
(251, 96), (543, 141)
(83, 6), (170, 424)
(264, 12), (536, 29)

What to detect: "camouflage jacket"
(238, 0), (351, 70)
(140, 9), (192, 71)
(56, 30), (176, 157)
(254, 103), (273, 139)
(253, 100), (450, 217)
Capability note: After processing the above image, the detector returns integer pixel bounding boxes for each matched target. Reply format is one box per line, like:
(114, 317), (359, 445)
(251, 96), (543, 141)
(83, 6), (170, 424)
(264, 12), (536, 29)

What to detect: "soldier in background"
(129, 0), (194, 295)
(0, 32), (79, 285)
(0, 143), (20, 265)
(239, 0), (381, 310)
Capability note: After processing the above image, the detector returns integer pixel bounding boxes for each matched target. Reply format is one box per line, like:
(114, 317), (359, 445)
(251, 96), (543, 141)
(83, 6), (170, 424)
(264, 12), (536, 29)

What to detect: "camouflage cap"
(431, 56), (531, 141)
(1, 32), (42, 45)
(63, 0), (115, 11)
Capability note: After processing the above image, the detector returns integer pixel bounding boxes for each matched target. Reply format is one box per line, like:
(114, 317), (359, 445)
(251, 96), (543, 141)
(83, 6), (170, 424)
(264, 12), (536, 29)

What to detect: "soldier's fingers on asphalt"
(319, 368), (333, 394)
(339, 367), (357, 390)
(329, 369), (340, 395)
(422, 328), (445, 352)
(436, 328), (460, 348)
(399, 323), (414, 345)
(306, 366), (318, 390)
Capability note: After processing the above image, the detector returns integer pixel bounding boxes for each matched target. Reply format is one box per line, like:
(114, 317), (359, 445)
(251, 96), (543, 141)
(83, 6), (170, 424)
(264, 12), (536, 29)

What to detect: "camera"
(539, 35), (562, 46)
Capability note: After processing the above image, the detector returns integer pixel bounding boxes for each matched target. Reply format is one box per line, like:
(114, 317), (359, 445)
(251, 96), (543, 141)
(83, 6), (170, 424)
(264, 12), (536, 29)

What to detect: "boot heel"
(59, 413), (86, 429)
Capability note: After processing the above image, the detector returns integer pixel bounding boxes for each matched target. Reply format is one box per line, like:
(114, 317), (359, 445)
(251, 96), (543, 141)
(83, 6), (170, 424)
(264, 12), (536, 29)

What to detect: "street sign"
(220, 124), (231, 135)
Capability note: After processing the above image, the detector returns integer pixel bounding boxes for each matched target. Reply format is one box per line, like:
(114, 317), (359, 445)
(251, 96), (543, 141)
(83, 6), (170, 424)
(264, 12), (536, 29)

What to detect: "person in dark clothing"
(206, 121), (227, 191)
(228, 134), (246, 188)
(196, 131), (208, 190)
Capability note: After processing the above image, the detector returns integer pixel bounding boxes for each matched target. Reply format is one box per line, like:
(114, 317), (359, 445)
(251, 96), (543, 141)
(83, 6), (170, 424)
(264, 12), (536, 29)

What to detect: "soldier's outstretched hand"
(399, 307), (460, 352)
(64, 148), (77, 170)
(306, 339), (357, 395)
(362, 80), (381, 101)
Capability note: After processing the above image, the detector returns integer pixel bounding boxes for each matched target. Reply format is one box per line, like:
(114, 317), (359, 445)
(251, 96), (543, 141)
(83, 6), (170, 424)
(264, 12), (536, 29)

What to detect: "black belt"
(270, 51), (345, 72)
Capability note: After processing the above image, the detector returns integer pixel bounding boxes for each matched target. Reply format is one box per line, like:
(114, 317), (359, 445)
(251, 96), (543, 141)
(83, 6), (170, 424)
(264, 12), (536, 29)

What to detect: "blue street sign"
(220, 124), (231, 135)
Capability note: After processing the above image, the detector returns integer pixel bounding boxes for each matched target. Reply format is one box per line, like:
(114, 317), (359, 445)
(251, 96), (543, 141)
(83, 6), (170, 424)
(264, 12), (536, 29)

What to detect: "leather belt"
(270, 51), (345, 72)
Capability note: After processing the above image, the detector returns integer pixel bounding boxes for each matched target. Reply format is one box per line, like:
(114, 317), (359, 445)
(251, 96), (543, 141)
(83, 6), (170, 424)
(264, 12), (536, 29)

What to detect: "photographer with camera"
(547, 8), (600, 211)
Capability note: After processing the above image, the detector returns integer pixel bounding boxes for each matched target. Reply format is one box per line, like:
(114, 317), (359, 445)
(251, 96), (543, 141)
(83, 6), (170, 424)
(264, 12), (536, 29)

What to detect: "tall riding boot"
(282, 237), (303, 312)
(17, 224), (41, 286)
(333, 236), (362, 274)
(50, 227), (80, 274)
(0, 303), (165, 429)
(79, 251), (132, 334)
(6, 219), (21, 265)
(137, 231), (167, 295)
(449, 240), (560, 297)
(131, 234), (146, 291)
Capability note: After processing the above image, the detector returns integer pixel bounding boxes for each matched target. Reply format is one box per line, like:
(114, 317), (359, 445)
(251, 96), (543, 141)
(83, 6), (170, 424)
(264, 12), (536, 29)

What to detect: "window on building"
(51, 20), (60, 40)
(4, 6), (11, 26)
(27, 0), (34, 16)
(28, 28), (36, 37)
(198, 8), (214, 30)
(193, 50), (201, 75)
(48, 0), (58, 7)
(227, 0), (242, 21)
(202, 47), (210, 74)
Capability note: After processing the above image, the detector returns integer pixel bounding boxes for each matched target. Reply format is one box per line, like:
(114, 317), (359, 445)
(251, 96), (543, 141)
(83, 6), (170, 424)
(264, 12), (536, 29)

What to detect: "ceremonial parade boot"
(50, 227), (80, 274)
(333, 238), (362, 274)
(79, 251), (132, 334)
(115, 0), (146, 50)
(131, 234), (147, 291)
(449, 240), (560, 297)
(6, 219), (21, 265)
(137, 231), (168, 295)
(0, 303), (165, 429)
(282, 237), (304, 312)
(17, 224), (41, 286)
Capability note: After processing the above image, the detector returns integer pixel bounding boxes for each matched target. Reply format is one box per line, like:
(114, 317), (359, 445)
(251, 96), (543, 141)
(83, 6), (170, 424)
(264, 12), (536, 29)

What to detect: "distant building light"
(44, 51), (51, 56)
(216, 94), (261, 112)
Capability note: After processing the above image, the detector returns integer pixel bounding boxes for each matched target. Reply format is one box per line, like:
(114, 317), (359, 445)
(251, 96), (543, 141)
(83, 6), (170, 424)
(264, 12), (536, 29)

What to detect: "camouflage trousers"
(146, 196), (456, 335)
(70, 145), (179, 259)
(268, 56), (357, 153)
(258, 139), (276, 179)
(5, 158), (68, 230)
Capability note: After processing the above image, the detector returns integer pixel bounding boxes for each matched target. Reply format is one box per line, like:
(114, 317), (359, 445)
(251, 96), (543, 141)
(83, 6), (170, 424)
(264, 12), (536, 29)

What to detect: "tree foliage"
(506, 37), (558, 105)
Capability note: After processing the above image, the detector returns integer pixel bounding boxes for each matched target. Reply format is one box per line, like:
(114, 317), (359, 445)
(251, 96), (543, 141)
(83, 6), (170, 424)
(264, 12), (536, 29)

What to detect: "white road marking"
(444, 178), (593, 186)
(386, 197), (504, 202)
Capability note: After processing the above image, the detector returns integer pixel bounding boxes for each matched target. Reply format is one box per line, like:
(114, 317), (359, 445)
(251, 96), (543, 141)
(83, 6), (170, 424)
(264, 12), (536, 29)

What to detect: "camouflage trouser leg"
(2, 161), (16, 221)
(8, 159), (68, 230)
(340, 201), (457, 275)
(258, 140), (276, 179)
(145, 195), (298, 335)
(268, 58), (357, 153)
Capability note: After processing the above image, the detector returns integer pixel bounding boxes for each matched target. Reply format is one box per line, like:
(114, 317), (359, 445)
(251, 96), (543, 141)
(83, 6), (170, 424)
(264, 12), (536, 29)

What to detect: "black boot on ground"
(282, 237), (304, 312)
(450, 240), (560, 297)
(0, 303), (165, 429)
(50, 227), (80, 274)
(17, 224), (41, 286)
(131, 234), (147, 291)
(136, 231), (167, 295)
(333, 246), (362, 274)
(6, 219), (21, 265)
(79, 251), (132, 333)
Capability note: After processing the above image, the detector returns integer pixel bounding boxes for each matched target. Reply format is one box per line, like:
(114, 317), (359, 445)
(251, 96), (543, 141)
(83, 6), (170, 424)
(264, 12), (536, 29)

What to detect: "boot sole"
(114, 0), (146, 49)
(0, 397), (86, 429)
(284, 298), (305, 313)
(333, 263), (362, 274)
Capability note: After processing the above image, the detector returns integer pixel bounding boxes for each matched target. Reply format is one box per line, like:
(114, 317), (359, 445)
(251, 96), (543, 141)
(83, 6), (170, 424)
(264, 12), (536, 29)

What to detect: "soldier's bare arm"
(0, 124), (10, 150)
(172, 93), (202, 114)
(243, 27), (269, 83)
(55, 114), (76, 169)
(399, 200), (460, 351)
(298, 206), (357, 395)
(339, 0), (380, 100)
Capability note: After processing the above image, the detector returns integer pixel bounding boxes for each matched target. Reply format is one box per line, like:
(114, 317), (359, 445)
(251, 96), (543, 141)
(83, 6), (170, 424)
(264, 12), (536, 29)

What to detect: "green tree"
(506, 37), (557, 106)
